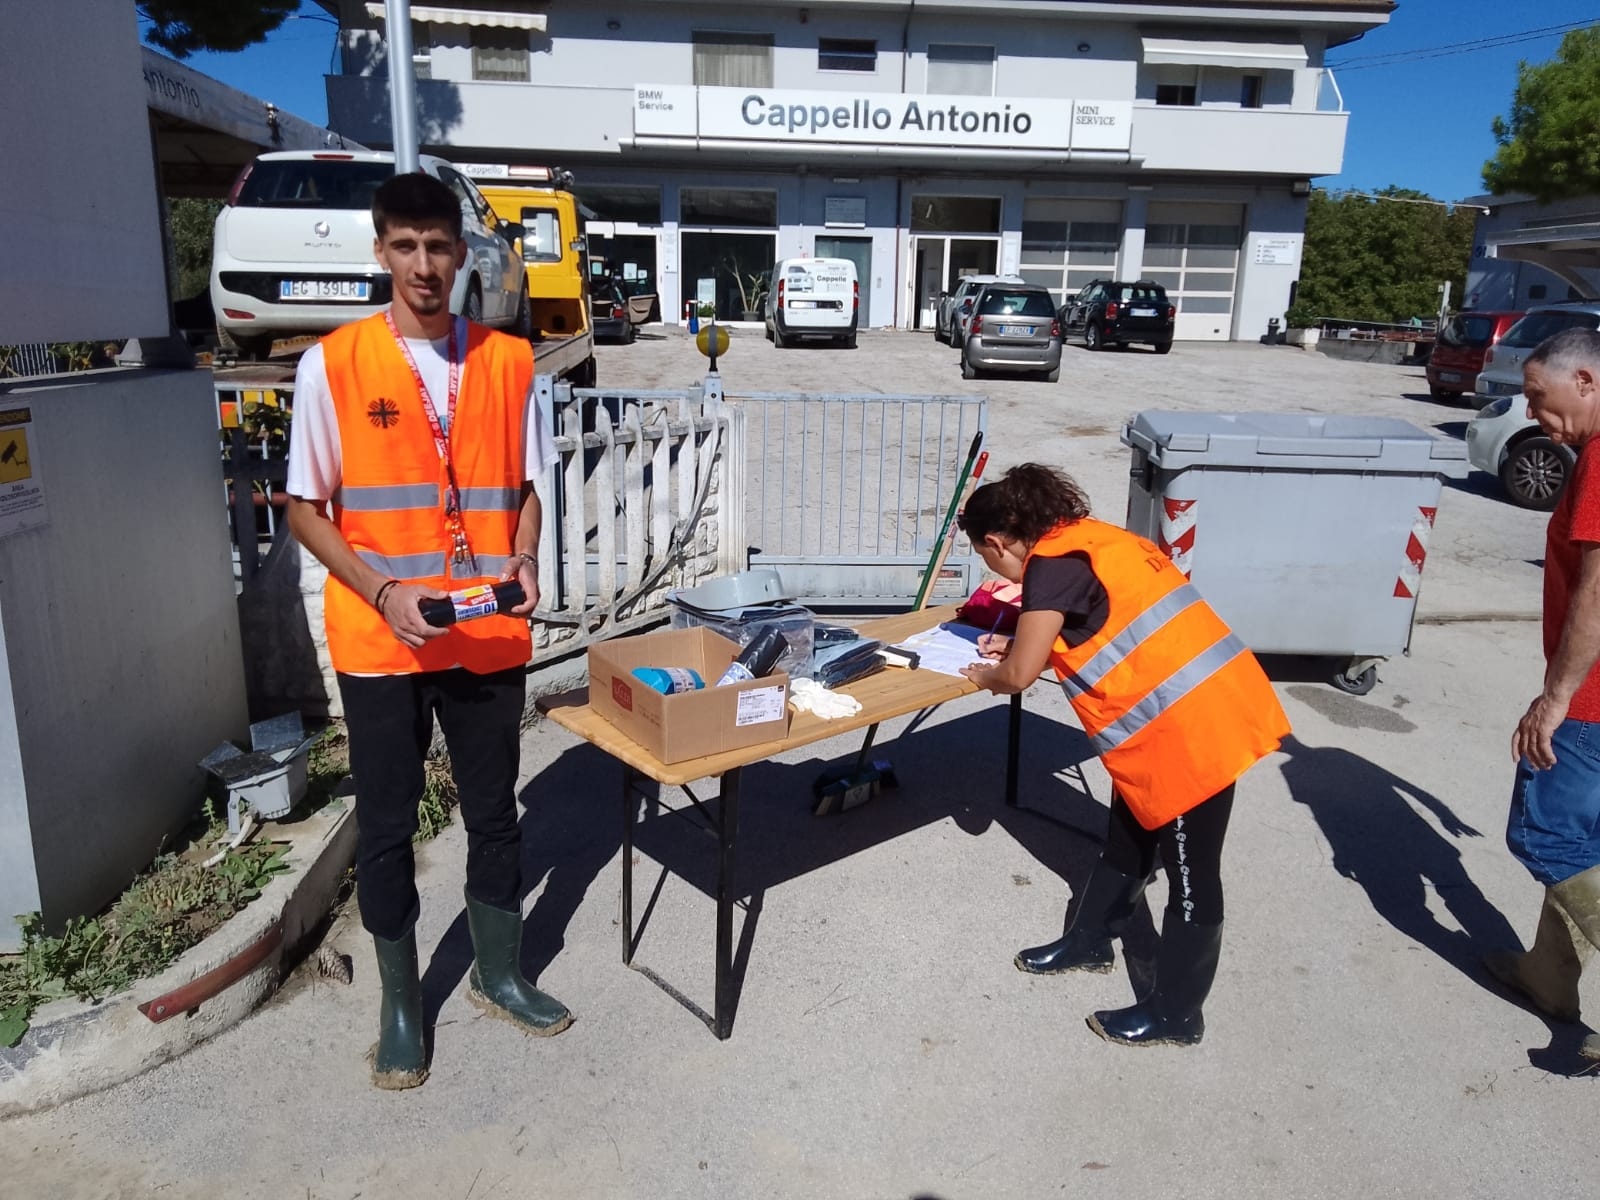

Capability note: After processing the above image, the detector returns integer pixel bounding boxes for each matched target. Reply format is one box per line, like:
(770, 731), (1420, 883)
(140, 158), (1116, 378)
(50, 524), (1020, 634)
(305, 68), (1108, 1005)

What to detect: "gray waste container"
(1122, 411), (1469, 693)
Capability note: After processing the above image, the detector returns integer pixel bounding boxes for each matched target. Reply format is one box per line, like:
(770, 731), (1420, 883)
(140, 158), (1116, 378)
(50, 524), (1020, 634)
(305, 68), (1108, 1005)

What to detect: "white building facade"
(323, 0), (1392, 340)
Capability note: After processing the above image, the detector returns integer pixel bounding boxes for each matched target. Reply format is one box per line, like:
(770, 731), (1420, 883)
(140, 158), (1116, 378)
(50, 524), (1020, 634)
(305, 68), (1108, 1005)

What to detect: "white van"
(765, 257), (859, 348)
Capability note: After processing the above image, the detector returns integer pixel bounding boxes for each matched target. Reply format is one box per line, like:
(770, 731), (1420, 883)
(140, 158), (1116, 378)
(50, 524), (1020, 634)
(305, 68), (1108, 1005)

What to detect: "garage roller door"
(1144, 202), (1243, 341)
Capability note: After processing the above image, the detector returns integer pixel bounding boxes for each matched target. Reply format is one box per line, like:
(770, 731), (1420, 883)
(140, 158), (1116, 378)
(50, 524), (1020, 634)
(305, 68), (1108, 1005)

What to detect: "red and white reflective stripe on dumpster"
(1158, 498), (1197, 577)
(1393, 505), (1438, 599)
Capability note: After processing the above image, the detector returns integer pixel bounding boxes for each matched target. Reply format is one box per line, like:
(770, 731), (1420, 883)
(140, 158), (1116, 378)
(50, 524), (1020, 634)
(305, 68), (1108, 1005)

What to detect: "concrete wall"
(0, 1), (169, 344)
(0, 369), (249, 950)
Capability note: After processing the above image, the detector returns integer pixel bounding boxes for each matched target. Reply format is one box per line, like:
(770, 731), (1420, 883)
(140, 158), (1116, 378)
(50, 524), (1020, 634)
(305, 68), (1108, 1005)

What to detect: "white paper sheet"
(893, 623), (988, 677)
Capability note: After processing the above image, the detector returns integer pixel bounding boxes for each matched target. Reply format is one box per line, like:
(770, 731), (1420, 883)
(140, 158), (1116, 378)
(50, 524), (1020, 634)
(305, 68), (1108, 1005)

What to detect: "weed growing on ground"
(0, 723), (460, 1049)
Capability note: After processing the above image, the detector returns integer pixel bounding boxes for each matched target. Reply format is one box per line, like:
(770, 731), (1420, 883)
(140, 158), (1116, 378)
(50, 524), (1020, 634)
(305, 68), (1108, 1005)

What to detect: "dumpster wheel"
(1332, 659), (1380, 696)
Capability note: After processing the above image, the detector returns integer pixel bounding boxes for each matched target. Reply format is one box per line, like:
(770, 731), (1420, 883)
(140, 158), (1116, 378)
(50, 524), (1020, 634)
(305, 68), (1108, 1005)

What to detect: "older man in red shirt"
(1486, 327), (1600, 1049)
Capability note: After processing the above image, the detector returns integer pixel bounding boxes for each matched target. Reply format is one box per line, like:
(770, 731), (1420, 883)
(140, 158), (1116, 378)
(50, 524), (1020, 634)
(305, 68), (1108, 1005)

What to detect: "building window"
(819, 38), (877, 73)
(471, 27), (529, 82)
(693, 31), (774, 87)
(910, 195), (1001, 233)
(411, 21), (431, 80)
(927, 43), (995, 96)
(1240, 74), (1263, 108)
(575, 186), (663, 224)
(681, 187), (778, 227)
(1154, 65), (1198, 106)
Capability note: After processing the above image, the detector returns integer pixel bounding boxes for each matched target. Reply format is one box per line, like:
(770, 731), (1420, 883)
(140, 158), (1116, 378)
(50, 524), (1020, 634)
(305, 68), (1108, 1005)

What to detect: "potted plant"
(721, 257), (769, 321)
(1284, 302), (1320, 348)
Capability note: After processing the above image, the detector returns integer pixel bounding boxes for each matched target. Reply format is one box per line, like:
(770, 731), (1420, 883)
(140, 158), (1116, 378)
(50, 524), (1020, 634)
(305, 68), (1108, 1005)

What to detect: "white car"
(211, 150), (530, 359)
(1465, 394), (1573, 510)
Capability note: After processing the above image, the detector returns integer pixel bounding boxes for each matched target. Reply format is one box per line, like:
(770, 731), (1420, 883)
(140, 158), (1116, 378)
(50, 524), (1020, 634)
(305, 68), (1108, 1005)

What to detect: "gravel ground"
(4, 330), (1592, 1200)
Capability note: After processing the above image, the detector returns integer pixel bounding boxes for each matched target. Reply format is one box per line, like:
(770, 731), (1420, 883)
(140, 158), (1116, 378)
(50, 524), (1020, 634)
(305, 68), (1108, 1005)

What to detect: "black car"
(590, 277), (637, 344)
(1060, 279), (1175, 353)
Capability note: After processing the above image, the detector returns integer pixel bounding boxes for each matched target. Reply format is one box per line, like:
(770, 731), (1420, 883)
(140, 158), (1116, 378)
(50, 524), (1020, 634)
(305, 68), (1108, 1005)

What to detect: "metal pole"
(384, 0), (419, 173)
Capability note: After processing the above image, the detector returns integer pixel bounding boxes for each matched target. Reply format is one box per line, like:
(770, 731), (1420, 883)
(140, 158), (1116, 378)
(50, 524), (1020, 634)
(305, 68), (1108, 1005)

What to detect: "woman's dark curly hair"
(957, 463), (1091, 544)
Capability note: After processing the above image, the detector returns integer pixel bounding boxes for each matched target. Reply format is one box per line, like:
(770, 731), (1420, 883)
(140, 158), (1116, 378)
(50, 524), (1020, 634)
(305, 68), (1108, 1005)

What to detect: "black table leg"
(621, 765), (635, 965)
(714, 766), (742, 1040)
(1006, 692), (1023, 807)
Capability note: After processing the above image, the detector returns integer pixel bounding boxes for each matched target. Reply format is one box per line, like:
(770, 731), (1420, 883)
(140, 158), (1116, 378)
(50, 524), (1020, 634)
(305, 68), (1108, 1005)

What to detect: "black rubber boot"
(464, 891), (574, 1037)
(368, 928), (428, 1090)
(1088, 920), (1223, 1047)
(1015, 862), (1148, 975)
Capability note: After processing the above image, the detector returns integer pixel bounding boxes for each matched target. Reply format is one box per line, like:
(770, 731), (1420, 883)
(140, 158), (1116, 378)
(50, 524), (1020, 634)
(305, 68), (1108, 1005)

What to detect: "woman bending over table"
(959, 464), (1289, 1047)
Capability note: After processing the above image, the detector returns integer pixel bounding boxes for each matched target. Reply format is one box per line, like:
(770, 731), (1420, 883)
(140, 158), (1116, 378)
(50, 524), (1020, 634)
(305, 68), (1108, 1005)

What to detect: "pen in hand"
(978, 612), (1007, 660)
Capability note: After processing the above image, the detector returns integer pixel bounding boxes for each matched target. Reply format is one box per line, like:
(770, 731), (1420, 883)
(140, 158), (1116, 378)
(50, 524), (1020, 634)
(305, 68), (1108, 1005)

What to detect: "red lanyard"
(384, 312), (462, 513)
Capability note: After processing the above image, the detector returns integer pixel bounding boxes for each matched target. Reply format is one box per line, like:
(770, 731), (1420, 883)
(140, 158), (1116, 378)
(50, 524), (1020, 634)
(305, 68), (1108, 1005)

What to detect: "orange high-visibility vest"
(1026, 518), (1289, 830)
(320, 313), (534, 676)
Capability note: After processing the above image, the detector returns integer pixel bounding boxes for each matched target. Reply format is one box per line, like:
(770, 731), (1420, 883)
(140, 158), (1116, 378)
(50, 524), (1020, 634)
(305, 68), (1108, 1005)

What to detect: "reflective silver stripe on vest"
(1085, 633), (1248, 755)
(356, 550), (449, 579)
(457, 486), (521, 512)
(334, 483), (439, 512)
(1062, 583), (1204, 697)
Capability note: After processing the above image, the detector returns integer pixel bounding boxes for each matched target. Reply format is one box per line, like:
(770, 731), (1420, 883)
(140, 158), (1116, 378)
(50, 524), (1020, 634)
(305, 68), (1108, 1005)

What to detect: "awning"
(1141, 36), (1307, 71)
(363, 3), (547, 31)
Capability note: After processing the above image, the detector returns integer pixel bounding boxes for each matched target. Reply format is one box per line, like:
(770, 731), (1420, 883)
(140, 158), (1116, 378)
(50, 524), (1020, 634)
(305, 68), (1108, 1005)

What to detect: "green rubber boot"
(1483, 893), (1589, 1023)
(464, 891), (574, 1037)
(368, 928), (428, 1090)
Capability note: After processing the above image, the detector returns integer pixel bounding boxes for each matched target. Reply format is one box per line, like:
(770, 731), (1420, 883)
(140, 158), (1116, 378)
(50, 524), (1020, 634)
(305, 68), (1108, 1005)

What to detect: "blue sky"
(148, 0), (1600, 203)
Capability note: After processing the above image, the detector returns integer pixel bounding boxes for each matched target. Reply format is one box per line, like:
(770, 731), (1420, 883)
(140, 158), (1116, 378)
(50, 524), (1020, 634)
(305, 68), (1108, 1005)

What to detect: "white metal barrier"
(532, 375), (746, 660)
(732, 392), (987, 607)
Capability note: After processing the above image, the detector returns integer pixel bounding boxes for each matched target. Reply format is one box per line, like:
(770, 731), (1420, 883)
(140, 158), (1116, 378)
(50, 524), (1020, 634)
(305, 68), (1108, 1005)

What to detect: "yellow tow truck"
(473, 165), (598, 387)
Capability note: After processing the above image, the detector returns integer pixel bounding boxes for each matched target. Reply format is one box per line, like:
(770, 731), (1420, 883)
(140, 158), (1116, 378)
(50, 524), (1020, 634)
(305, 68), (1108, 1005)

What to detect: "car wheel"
(1044, 366), (1060, 383)
(1085, 323), (1103, 351)
(843, 331), (857, 349)
(624, 320), (637, 345)
(1116, 341), (1129, 351)
(774, 325), (789, 348)
(512, 289), (533, 341)
(1501, 435), (1572, 510)
(463, 281), (483, 323)
(1153, 340), (1173, 355)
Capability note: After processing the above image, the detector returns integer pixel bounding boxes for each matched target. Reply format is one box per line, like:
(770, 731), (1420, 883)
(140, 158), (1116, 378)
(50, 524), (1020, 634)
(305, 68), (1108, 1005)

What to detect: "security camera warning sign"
(0, 407), (48, 539)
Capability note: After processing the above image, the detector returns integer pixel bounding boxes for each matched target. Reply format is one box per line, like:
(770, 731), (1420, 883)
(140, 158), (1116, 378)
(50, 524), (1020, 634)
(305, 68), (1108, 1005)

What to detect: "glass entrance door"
(911, 236), (999, 329)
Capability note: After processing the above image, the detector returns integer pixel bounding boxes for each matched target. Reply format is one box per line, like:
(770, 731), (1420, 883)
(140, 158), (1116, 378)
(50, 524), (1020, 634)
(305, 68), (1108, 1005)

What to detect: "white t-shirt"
(286, 317), (557, 501)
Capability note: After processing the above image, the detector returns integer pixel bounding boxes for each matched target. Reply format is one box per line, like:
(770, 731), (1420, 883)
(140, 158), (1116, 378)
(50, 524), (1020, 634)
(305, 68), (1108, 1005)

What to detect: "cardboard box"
(588, 627), (792, 764)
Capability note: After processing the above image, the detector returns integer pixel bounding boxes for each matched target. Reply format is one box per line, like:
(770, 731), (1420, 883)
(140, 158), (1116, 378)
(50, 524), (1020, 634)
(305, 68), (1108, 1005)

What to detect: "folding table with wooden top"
(536, 605), (1026, 1039)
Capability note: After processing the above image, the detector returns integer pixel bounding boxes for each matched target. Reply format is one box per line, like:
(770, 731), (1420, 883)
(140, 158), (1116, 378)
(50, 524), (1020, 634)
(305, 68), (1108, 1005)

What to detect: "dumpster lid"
(1122, 411), (1468, 475)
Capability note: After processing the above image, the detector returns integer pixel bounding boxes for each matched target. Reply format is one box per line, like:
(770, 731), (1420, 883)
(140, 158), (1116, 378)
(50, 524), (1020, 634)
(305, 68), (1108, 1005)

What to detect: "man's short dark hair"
(372, 171), (462, 240)
(1525, 325), (1600, 376)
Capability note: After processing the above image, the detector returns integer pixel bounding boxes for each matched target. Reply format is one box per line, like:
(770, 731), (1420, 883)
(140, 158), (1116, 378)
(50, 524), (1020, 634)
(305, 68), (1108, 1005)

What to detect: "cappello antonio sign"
(634, 85), (1131, 152)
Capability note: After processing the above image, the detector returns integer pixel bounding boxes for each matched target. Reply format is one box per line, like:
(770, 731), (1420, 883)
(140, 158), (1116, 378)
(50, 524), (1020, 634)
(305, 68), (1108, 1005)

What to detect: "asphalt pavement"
(2, 331), (1591, 1200)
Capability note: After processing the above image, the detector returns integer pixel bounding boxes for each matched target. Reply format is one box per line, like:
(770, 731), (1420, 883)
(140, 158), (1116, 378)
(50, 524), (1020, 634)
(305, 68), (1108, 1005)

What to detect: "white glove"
(789, 677), (864, 719)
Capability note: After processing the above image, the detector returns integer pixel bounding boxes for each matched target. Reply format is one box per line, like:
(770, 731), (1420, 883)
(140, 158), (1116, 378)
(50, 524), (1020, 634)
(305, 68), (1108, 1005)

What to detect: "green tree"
(1292, 188), (1476, 325)
(1484, 25), (1600, 201)
(139, 1), (298, 58)
(169, 197), (222, 299)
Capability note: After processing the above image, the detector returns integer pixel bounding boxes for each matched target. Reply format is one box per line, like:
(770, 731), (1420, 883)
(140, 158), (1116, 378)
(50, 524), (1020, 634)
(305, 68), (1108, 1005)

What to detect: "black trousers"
(1100, 785), (1235, 927)
(337, 667), (526, 942)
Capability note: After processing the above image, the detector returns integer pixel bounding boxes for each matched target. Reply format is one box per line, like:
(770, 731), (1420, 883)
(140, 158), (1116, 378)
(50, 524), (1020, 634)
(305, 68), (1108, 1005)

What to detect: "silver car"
(936, 273), (1024, 346)
(1473, 303), (1600, 405)
(960, 284), (1064, 382)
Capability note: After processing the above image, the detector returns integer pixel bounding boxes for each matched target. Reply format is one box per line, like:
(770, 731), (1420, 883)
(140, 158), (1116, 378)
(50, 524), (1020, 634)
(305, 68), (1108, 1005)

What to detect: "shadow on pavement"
(1278, 734), (1519, 994)
(458, 696), (1124, 1036)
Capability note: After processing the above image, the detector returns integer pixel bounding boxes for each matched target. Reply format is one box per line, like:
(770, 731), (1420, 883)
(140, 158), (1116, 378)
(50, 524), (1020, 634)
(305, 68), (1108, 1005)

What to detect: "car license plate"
(999, 324), (1034, 336)
(279, 279), (371, 301)
(1437, 371), (1462, 383)
(1131, 307), (1158, 317)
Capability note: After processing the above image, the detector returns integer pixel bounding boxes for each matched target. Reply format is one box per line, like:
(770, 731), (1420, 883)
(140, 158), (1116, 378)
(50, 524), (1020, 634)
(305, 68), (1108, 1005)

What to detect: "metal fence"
(732, 392), (987, 607)
(0, 344), (64, 378)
